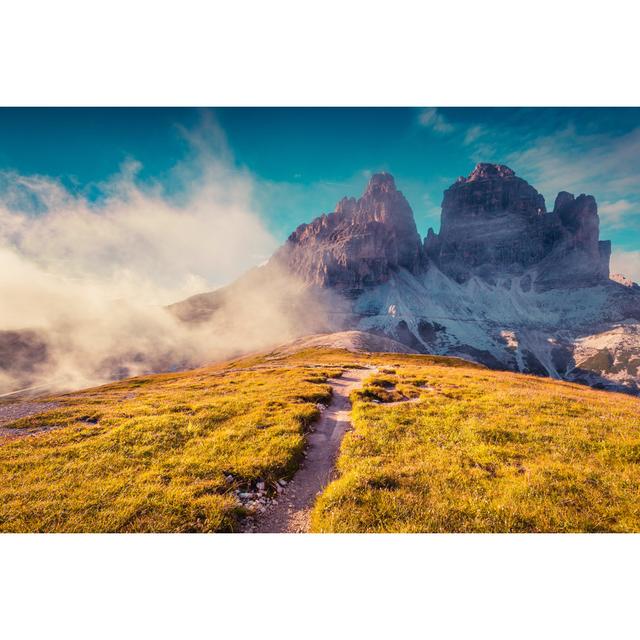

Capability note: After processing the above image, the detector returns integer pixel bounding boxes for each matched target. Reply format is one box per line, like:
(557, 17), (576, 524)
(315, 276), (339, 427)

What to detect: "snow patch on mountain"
(348, 263), (639, 392)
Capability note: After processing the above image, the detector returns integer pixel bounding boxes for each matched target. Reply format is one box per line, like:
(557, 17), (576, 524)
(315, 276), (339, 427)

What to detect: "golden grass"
(0, 362), (338, 532)
(311, 363), (640, 532)
(3, 346), (640, 533)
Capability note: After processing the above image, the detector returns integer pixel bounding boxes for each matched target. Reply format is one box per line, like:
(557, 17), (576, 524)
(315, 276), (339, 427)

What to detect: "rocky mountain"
(425, 163), (611, 290)
(173, 163), (640, 394)
(273, 172), (424, 296)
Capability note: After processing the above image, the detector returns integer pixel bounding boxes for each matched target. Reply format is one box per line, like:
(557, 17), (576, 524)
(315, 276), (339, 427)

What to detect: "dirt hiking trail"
(254, 367), (374, 533)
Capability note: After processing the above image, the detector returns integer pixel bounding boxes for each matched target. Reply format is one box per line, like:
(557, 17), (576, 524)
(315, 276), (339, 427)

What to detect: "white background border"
(3, 533), (639, 638)
(2, 0), (638, 106)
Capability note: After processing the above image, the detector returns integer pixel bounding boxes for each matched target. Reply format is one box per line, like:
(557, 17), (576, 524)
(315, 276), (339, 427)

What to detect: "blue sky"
(0, 107), (638, 274)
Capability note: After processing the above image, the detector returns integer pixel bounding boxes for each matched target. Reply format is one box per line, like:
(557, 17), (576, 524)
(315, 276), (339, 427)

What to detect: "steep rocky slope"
(425, 163), (611, 289)
(273, 172), (424, 295)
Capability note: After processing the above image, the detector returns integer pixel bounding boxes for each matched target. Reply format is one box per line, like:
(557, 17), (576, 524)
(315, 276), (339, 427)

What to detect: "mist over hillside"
(0, 141), (320, 394)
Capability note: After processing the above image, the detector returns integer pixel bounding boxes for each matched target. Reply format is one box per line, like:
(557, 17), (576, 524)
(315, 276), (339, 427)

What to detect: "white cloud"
(457, 115), (640, 237)
(418, 108), (454, 134)
(611, 250), (640, 283)
(0, 118), (318, 394)
(599, 199), (636, 229)
(0, 165), (276, 309)
(0, 115), (279, 312)
(503, 125), (640, 207)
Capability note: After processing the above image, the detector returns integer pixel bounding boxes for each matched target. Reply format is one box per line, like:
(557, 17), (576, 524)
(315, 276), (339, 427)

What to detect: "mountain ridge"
(173, 163), (640, 394)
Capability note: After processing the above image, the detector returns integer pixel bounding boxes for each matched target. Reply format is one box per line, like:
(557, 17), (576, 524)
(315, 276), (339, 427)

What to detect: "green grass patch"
(3, 345), (640, 533)
(0, 363), (338, 532)
(311, 364), (640, 532)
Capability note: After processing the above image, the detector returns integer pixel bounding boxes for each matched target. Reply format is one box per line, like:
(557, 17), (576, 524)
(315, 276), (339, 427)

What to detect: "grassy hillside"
(2, 346), (640, 532)
(311, 362), (640, 532)
(0, 360), (339, 532)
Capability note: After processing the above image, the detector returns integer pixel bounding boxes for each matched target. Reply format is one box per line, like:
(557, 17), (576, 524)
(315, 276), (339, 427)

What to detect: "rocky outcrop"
(426, 163), (610, 289)
(534, 191), (610, 289)
(272, 173), (424, 296)
(270, 163), (612, 293)
(611, 273), (639, 289)
(426, 163), (550, 282)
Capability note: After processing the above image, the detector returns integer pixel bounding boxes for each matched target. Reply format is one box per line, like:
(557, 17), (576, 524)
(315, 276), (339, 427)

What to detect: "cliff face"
(535, 191), (611, 289)
(425, 163), (610, 288)
(272, 173), (424, 296)
(275, 163), (612, 293)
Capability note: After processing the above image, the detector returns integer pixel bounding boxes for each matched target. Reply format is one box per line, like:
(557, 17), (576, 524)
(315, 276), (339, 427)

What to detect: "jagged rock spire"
(274, 164), (611, 294)
(274, 173), (423, 295)
(426, 163), (610, 288)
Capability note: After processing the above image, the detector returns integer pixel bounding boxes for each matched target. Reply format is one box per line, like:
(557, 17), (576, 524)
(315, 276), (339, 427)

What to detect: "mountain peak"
(364, 172), (397, 194)
(428, 163), (610, 288)
(460, 163), (517, 183)
(273, 173), (423, 294)
(273, 164), (612, 295)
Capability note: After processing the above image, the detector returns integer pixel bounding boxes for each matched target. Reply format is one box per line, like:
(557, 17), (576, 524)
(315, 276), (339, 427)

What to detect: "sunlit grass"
(3, 346), (640, 533)
(311, 364), (640, 532)
(0, 361), (338, 532)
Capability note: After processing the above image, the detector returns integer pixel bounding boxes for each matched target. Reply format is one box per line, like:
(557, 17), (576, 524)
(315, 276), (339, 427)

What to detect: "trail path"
(0, 402), (60, 443)
(254, 367), (374, 533)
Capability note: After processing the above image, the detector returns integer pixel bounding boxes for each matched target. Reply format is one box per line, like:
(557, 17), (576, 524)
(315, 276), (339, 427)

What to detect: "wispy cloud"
(455, 117), (640, 246)
(0, 165), (276, 309)
(503, 125), (640, 205)
(0, 116), (317, 393)
(463, 125), (485, 145)
(418, 108), (454, 134)
(599, 199), (637, 229)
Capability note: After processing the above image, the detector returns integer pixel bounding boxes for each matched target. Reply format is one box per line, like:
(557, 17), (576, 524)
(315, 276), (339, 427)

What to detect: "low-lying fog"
(0, 123), (329, 395)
